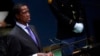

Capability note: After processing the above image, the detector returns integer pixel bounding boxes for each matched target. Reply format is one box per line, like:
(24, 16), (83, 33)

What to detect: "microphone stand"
(57, 38), (91, 56)
(49, 38), (91, 56)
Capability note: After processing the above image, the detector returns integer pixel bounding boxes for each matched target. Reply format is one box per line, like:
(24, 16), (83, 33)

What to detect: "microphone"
(49, 38), (62, 44)
(61, 41), (71, 48)
(49, 38), (64, 48)
(54, 38), (62, 42)
(49, 38), (56, 44)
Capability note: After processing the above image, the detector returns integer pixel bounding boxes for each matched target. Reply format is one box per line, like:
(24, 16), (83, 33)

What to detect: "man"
(7, 3), (53, 56)
(48, 0), (90, 55)
(0, 0), (15, 56)
(0, 0), (15, 27)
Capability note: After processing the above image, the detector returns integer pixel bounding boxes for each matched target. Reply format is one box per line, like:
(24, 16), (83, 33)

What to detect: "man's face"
(16, 5), (30, 25)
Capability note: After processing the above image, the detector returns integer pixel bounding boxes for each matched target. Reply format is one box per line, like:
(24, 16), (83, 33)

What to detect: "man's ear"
(15, 14), (19, 20)
(48, 0), (53, 4)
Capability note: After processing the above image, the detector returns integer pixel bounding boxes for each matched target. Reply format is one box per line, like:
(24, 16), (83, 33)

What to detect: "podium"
(43, 43), (62, 56)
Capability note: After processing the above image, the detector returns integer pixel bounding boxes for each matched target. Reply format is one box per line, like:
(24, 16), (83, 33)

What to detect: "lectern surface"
(52, 49), (62, 56)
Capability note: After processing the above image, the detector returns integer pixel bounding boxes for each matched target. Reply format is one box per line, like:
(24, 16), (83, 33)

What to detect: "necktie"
(26, 26), (38, 45)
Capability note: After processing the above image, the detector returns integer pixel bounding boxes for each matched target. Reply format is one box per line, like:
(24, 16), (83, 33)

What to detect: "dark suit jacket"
(0, 36), (7, 56)
(48, 0), (89, 40)
(7, 25), (42, 56)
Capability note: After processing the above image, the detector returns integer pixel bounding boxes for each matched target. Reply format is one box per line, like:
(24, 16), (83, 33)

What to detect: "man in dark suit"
(0, 0), (15, 28)
(0, 0), (15, 56)
(48, 0), (90, 55)
(7, 3), (53, 56)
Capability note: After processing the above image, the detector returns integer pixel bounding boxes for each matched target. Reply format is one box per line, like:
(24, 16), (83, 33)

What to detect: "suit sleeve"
(7, 35), (21, 56)
(48, 0), (76, 27)
(74, 0), (90, 37)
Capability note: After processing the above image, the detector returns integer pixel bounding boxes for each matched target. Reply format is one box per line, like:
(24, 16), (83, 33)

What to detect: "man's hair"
(13, 3), (27, 15)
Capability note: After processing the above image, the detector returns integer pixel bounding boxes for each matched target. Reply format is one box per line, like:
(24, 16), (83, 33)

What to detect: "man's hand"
(46, 52), (53, 56)
(32, 52), (53, 56)
(73, 23), (84, 33)
(0, 21), (6, 27)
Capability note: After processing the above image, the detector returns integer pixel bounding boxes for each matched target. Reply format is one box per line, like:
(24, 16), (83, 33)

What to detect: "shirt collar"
(16, 22), (29, 29)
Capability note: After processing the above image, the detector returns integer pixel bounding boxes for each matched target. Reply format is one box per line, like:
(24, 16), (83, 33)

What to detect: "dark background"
(12, 0), (100, 47)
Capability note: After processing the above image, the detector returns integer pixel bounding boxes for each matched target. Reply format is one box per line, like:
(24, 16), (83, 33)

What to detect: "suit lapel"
(16, 25), (41, 51)
(29, 25), (41, 51)
(16, 25), (37, 46)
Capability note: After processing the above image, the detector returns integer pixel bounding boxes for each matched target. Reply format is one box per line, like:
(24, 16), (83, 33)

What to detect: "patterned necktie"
(26, 26), (38, 45)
